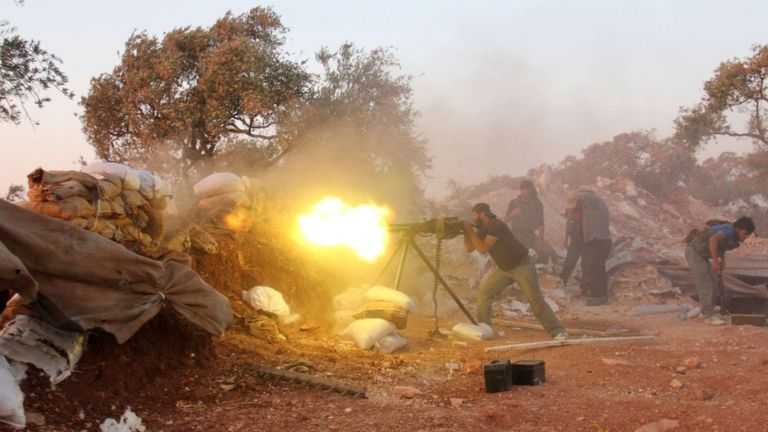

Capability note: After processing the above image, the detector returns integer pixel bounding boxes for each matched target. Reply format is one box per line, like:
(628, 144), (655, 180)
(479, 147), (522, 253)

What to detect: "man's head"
(471, 202), (496, 229)
(519, 180), (537, 200)
(734, 216), (756, 241)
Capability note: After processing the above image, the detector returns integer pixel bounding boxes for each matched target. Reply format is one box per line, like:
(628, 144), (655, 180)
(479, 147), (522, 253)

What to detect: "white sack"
(340, 318), (395, 350)
(83, 162), (140, 191)
(363, 285), (415, 312)
(193, 172), (244, 199)
(99, 408), (146, 432)
(0, 355), (25, 428)
(333, 287), (367, 312)
(334, 310), (357, 327)
(135, 170), (156, 200)
(452, 322), (494, 341)
(242, 286), (290, 317)
(375, 333), (407, 354)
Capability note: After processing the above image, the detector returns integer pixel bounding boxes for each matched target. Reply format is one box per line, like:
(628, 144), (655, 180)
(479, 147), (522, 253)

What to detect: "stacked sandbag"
(334, 285), (413, 353)
(193, 172), (255, 231)
(18, 164), (169, 257)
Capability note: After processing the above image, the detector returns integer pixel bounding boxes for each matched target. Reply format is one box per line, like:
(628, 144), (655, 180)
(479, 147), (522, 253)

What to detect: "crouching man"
(463, 203), (567, 340)
(684, 216), (755, 325)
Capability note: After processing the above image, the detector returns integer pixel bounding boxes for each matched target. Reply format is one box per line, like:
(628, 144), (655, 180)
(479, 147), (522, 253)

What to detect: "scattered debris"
(634, 418), (679, 432)
(669, 379), (684, 389)
(683, 358), (702, 369)
(248, 365), (366, 399)
(392, 385), (421, 399)
(602, 358), (634, 366)
(485, 336), (657, 353)
(0, 356), (25, 428)
(629, 304), (684, 316)
(99, 408), (146, 432)
(449, 398), (464, 408)
(452, 322), (494, 340)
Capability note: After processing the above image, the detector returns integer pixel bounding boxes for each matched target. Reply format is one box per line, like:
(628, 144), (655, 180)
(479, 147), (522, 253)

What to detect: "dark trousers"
(580, 239), (611, 298)
(559, 234), (583, 283)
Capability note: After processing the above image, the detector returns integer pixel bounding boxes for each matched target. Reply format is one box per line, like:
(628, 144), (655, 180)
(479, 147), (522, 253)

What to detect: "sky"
(2, 0), (767, 198)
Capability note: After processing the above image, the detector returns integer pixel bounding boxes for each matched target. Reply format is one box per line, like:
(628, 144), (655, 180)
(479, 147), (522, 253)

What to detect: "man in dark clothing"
(463, 202), (567, 340)
(559, 191), (583, 285)
(577, 189), (612, 306)
(684, 217), (755, 325)
(504, 180), (551, 262)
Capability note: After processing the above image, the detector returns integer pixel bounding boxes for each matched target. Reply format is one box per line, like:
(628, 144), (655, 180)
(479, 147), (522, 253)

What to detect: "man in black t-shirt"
(463, 203), (567, 340)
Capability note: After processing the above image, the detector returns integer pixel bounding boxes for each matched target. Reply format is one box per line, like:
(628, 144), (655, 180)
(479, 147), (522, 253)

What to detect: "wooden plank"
(484, 335), (657, 353)
(493, 319), (626, 338)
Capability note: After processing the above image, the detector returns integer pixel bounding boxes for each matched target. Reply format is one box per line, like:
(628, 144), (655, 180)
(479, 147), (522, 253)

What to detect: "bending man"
(463, 203), (567, 340)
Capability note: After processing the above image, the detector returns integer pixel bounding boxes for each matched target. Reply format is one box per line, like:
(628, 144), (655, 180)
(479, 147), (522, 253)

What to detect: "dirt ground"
(4, 293), (768, 432)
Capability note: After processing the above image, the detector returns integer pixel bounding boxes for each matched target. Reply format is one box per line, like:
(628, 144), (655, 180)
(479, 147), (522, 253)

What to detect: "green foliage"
(675, 44), (768, 173)
(0, 17), (73, 124)
(3, 183), (24, 202)
(80, 7), (311, 180)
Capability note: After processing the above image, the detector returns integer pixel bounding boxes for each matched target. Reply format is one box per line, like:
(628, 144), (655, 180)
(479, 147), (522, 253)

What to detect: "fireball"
(298, 197), (391, 261)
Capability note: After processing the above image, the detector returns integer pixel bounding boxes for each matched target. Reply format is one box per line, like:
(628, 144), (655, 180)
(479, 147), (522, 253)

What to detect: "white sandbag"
(363, 285), (415, 312)
(451, 322), (494, 341)
(333, 286), (367, 312)
(374, 333), (407, 354)
(136, 170), (156, 200)
(242, 286), (290, 317)
(83, 162), (140, 191)
(193, 172), (244, 199)
(197, 190), (247, 210)
(153, 175), (170, 197)
(340, 318), (396, 350)
(0, 356), (25, 428)
(334, 310), (357, 327)
(99, 408), (146, 432)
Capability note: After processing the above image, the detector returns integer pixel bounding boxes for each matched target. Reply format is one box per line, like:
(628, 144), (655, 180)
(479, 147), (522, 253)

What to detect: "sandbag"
(452, 322), (494, 341)
(374, 333), (407, 354)
(197, 191), (248, 210)
(46, 180), (92, 201)
(363, 286), (415, 312)
(16, 197), (93, 220)
(94, 199), (113, 217)
(95, 174), (122, 199)
(143, 207), (164, 240)
(109, 196), (126, 217)
(0, 356), (25, 428)
(136, 170), (156, 200)
(26, 187), (44, 202)
(333, 287), (367, 312)
(83, 162), (140, 191)
(188, 226), (219, 254)
(121, 190), (148, 208)
(340, 318), (396, 350)
(193, 172), (244, 199)
(150, 196), (168, 211)
(242, 286), (290, 317)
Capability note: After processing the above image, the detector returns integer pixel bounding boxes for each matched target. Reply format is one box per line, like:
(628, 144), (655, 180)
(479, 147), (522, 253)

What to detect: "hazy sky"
(2, 0), (766, 198)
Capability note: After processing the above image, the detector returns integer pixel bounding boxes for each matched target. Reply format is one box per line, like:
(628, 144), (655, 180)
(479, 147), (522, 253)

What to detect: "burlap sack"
(46, 180), (92, 201)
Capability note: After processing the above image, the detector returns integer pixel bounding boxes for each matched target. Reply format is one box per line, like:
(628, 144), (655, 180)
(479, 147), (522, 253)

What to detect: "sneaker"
(586, 297), (608, 306)
(552, 331), (569, 341)
(704, 314), (726, 326)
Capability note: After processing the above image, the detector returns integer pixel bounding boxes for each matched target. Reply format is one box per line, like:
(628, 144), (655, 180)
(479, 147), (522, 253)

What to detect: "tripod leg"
(372, 236), (406, 286)
(409, 239), (478, 325)
(393, 236), (411, 291)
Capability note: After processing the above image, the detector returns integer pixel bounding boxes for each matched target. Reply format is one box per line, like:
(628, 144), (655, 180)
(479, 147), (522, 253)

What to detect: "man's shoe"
(552, 331), (569, 341)
(586, 297), (608, 306)
(704, 314), (726, 326)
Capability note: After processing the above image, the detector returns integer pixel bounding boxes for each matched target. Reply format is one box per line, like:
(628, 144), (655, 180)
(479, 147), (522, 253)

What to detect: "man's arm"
(463, 221), (498, 253)
(709, 231), (724, 274)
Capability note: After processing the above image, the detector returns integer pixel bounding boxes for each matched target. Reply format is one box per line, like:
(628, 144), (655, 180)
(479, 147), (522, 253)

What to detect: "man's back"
(579, 191), (611, 242)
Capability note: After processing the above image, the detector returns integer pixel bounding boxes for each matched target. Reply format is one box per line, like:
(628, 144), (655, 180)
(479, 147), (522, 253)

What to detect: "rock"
(299, 322), (321, 332)
(445, 362), (460, 371)
(670, 379), (684, 389)
(683, 358), (701, 369)
(26, 411), (46, 426)
(463, 360), (483, 375)
(219, 384), (235, 391)
(686, 307), (701, 319)
(449, 398), (464, 408)
(634, 418), (679, 432)
(393, 386), (421, 399)
(602, 358), (633, 366)
(674, 366), (687, 374)
(693, 388), (715, 401)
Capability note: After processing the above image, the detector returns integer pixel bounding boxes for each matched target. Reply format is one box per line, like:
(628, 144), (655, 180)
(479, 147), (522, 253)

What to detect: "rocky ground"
(4, 290), (767, 432)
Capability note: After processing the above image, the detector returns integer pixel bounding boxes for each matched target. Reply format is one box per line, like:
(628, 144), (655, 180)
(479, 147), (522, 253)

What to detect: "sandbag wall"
(18, 163), (170, 257)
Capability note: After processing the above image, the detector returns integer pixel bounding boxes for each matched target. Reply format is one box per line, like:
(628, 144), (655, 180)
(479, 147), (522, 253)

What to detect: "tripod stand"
(372, 226), (477, 326)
